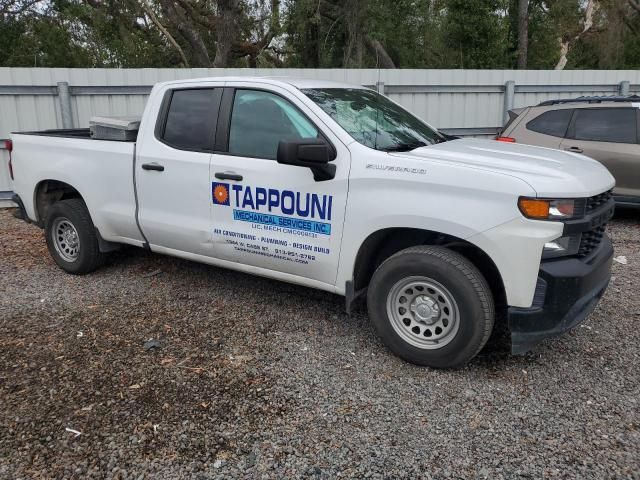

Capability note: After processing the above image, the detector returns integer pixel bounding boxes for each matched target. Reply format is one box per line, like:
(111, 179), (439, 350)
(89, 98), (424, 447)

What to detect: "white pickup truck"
(9, 77), (615, 368)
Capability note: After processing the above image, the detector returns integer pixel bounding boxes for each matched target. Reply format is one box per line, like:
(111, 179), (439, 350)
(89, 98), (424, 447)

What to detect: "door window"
(228, 90), (318, 160)
(162, 88), (221, 151)
(572, 108), (637, 144)
(526, 109), (573, 138)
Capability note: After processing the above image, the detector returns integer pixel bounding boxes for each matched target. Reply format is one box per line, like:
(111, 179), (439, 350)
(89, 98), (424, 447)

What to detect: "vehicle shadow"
(613, 205), (640, 221)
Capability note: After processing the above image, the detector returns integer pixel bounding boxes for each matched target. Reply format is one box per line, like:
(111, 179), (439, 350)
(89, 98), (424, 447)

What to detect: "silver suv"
(499, 96), (640, 207)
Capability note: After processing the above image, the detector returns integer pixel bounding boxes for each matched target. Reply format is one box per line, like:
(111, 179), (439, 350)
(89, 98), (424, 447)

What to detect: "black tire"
(44, 198), (104, 274)
(367, 245), (494, 368)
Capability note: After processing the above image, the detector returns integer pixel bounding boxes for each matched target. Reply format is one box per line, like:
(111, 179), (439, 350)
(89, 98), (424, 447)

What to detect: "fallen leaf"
(613, 256), (628, 265)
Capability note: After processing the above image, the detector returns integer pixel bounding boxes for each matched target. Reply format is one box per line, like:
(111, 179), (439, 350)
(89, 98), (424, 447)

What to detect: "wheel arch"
(33, 179), (119, 253)
(33, 179), (84, 226)
(348, 227), (507, 315)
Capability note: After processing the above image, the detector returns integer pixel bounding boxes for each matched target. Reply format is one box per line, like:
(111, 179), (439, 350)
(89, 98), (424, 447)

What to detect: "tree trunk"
(555, 40), (570, 70)
(364, 37), (396, 68)
(158, 0), (211, 67)
(213, 0), (239, 67)
(141, 0), (189, 67)
(555, 0), (598, 70)
(302, 19), (320, 67)
(517, 0), (528, 69)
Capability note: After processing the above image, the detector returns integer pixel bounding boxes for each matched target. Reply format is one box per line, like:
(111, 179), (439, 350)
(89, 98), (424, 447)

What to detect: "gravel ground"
(0, 208), (639, 479)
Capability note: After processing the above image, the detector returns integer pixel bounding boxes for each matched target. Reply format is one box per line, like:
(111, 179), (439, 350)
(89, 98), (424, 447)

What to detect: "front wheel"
(367, 246), (494, 368)
(44, 198), (104, 274)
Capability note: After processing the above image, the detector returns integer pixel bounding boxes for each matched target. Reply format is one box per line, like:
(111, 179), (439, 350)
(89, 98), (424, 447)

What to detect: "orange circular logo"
(214, 184), (229, 204)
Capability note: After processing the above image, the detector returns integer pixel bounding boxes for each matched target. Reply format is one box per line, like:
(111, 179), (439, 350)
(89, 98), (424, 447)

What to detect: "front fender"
(336, 215), (563, 309)
(335, 213), (490, 296)
(466, 217), (563, 307)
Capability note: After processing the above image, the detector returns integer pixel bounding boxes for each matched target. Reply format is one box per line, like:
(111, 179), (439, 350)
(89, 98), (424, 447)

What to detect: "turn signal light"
(496, 137), (516, 143)
(518, 197), (578, 220)
(518, 198), (550, 219)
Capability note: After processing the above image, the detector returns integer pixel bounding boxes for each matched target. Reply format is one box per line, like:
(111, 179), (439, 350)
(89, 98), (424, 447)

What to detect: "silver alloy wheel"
(52, 217), (80, 262)
(386, 276), (460, 349)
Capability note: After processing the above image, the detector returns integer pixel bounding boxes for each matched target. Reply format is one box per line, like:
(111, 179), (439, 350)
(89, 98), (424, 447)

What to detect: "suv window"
(162, 88), (221, 150)
(572, 108), (637, 144)
(228, 90), (318, 160)
(526, 109), (573, 138)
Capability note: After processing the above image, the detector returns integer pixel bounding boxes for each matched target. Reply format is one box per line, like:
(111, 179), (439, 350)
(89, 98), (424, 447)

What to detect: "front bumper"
(508, 234), (613, 354)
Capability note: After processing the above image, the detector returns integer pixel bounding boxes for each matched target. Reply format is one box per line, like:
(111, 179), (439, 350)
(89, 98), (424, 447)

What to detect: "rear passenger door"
(137, 85), (223, 256)
(560, 107), (640, 198)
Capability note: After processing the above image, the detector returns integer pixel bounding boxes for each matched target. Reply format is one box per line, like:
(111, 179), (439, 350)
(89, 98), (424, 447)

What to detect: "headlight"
(518, 197), (582, 220)
(542, 234), (581, 259)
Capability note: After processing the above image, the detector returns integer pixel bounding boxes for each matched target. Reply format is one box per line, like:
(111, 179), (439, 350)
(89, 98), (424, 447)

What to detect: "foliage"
(441, 0), (511, 68)
(1, 0), (640, 68)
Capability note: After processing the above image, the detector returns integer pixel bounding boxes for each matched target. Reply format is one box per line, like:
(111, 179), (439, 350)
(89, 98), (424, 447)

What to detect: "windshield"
(302, 88), (446, 151)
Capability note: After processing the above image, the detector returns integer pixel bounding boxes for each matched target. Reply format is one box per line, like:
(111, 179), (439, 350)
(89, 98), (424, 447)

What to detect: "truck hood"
(397, 138), (615, 198)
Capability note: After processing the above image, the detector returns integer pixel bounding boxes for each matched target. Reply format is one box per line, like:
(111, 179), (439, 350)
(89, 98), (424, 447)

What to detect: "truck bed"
(11, 131), (143, 244)
(14, 128), (138, 142)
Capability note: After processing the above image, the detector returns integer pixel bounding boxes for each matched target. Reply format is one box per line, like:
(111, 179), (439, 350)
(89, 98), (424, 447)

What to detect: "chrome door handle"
(565, 146), (583, 154)
(141, 162), (165, 172)
(215, 172), (243, 181)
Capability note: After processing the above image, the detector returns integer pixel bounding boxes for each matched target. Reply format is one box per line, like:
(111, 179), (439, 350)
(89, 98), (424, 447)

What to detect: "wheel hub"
(410, 295), (439, 324)
(52, 217), (80, 262)
(63, 229), (78, 248)
(386, 276), (460, 350)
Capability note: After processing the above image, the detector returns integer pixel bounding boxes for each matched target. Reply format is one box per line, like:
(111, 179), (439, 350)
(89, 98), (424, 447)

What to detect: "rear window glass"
(526, 109), (573, 138)
(162, 88), (221, 150)
(572, 108), (637, 144)
(501, 109), (521, 133)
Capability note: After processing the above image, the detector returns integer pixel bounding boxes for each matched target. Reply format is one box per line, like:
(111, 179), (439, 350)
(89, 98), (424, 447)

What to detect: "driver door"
(209, 84), (350, 286)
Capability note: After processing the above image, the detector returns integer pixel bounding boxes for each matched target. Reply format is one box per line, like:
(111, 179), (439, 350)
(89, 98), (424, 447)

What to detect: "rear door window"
(571, 108), (637, 144)
(162, 88), (222, 151)
(526, 109), (573, 138)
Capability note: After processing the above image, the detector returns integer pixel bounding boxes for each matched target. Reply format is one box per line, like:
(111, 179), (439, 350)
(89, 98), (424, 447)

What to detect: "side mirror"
(277, 140), (337, 181)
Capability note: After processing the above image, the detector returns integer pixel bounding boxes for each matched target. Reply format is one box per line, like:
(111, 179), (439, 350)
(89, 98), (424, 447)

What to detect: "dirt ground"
(0, 208), (638, 479)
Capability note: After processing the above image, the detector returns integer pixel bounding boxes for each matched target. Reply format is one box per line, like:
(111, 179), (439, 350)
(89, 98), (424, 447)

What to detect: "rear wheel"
(44, 199), (104, 274)
(367, 246), (494, 368)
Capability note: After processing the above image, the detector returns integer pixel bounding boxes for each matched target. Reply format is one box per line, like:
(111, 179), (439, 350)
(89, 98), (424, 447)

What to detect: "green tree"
(442, 0), (511, 68)
(1, 0), (640, 69)
(0, 1), (93, 67)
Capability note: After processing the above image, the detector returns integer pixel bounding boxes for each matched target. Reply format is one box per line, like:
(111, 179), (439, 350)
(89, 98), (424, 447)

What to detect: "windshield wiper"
(436, 132), (459, 143)
(383, 141), (428, 152)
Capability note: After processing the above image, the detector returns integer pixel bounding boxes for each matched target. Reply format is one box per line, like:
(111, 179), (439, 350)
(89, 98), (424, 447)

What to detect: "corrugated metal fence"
(2, 67), (640, 199)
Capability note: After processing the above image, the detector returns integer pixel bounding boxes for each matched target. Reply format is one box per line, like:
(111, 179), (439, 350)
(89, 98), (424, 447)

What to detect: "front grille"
(576, 190), (613, 258)
(586, 189), (613, 213)
(578, 225), (606, 257)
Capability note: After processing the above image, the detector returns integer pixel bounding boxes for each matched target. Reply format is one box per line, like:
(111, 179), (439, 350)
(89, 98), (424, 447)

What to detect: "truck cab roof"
(155, 76), (369, 91)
